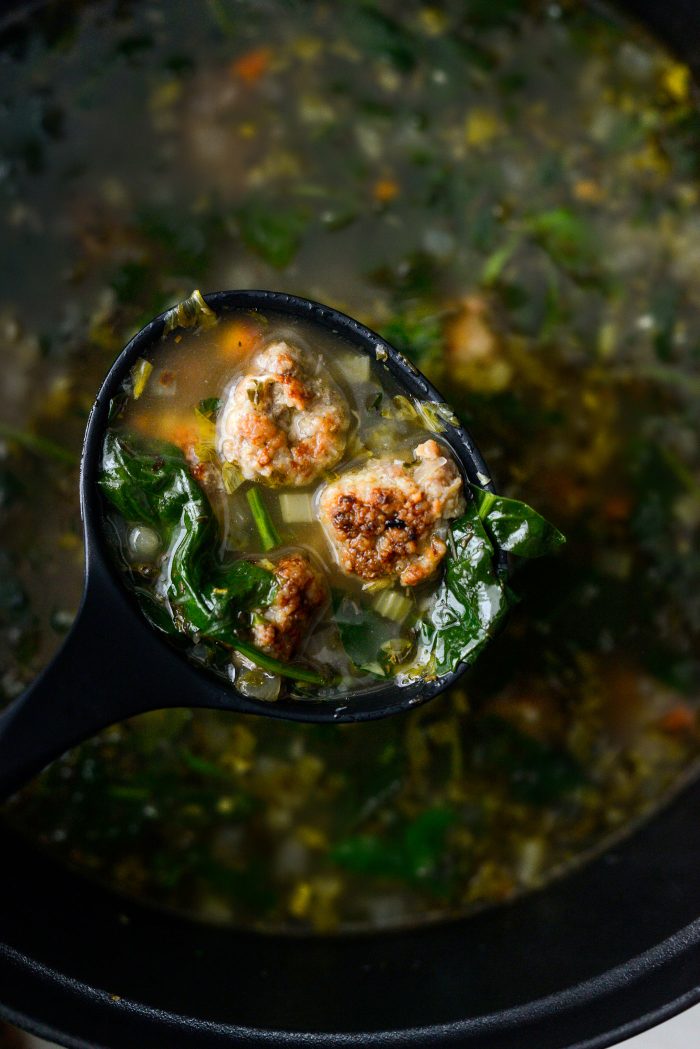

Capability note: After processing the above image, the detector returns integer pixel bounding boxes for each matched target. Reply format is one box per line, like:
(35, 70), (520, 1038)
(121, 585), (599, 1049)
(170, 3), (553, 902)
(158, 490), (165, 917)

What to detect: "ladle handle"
(0, 568), (195, 800)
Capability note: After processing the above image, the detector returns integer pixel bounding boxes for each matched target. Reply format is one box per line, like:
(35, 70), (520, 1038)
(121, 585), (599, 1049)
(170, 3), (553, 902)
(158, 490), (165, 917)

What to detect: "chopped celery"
(247, 487), (282, 551)
(335, 353), (371, 383)
(279, 492), (314, 522)
(362, 577), (393, 593)
(131, 357), (153, 399)
(373, 588), (412, 623)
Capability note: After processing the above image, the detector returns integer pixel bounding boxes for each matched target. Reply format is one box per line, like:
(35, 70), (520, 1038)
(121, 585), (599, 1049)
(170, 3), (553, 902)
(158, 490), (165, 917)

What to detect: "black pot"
(2, 2), (700, 1047)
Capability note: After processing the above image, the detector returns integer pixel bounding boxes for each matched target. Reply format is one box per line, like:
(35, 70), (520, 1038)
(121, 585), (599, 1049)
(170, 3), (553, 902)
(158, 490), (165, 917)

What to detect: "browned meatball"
(318, 439), (465, 587)
(218, 341), (350, 487)
(251, 551), (329, 662)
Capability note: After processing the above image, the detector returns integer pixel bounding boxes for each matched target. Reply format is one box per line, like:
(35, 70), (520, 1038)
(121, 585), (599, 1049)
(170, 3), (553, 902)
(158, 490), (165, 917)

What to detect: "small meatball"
(251, 551), (329, 662)
(218, 341), (350, 487)
(319, 439), (465, 587)
(185, 451), (224, 501)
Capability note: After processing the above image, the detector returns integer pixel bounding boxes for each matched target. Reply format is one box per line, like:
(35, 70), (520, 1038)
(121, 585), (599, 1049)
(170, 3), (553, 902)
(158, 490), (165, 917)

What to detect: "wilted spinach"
(470, 485), (566, 557)
(332, 592), (403, 676)
(419, 489), (565, 677)
(331, 805), (456, 896)
(419, 499), (511, 675)
(99, 431), (326, 684)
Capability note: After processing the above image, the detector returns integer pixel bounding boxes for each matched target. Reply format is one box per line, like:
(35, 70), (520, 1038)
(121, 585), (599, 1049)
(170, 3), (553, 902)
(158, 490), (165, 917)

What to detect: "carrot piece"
(603, 494), (632, 522)
(219, 319), (262, 360)
(659, 705), (696, 734)
(372, 178), (400, 203)
(231, 47), (272, 85)
(131, 410), (197, 452)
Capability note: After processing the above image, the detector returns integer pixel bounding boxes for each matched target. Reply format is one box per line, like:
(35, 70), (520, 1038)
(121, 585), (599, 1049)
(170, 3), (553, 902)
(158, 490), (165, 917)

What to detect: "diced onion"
(373, 589), (412, 623)
(279, 492), (314, 522)
(236, 668), (282, 702)
(128, 525), (161, 561)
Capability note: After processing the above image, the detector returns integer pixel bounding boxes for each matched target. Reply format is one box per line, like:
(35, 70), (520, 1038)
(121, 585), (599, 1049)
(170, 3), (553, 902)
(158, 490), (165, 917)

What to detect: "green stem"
(0, 422), (79, 466)
(246, 487), (282, 551)
(475, 489), (496, 521)
(227, 635), (332, 686)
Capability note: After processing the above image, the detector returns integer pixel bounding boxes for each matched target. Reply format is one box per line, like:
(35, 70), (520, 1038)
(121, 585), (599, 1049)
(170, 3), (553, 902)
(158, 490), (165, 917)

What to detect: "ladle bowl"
(0, 289), (502, 799)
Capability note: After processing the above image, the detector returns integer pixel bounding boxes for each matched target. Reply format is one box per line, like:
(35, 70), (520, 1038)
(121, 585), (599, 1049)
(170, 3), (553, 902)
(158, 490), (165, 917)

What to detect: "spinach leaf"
(197, 396), (221, 421)
(420, 501), (511, 676)
(470, 486), (566, 557)
(101, 432), (333, 685)
(525, 207), (599, 281)
(99, 431), (201, 528)
(331, 806), (456, 895)
(379, 308), (445, 377)
(333, 592), (399, 674)
(236, 198), (309, 268)
(475, 717), (584, 804)
(342, 4), (417, 72)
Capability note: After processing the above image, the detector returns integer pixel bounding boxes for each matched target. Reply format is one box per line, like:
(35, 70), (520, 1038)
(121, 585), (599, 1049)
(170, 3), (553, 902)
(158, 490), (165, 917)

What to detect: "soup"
(1, 0), (700, 931)
(101, 297), (559, 699)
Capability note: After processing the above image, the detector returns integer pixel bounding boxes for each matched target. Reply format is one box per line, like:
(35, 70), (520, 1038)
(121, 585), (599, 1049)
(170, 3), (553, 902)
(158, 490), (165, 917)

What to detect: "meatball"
(319, 439), (465, 587)
(252, 551), (329, 662)
(218, 341), (350, 487)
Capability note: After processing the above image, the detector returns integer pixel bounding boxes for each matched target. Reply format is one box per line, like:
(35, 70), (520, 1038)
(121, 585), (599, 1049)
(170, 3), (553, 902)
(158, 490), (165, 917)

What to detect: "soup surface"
(1, 0), (700, 931)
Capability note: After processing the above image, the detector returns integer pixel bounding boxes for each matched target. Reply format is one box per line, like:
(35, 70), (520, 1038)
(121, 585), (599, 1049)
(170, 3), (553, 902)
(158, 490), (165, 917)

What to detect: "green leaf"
(470, 486), (566, 557)
(481, 235), (520, 286)
(197, 397), (221, 422)
(333, 592), (398, 674)
(331, 834), (404, 878)
(331, 806), (456, 891)
(379, 308), (445, 376)
(237, 199), (309, 268)
(402, 807), (456, 878)
(476, 717), (584, 804)
(99, 431), (331, 686)
(525, 207), (598, 279)
(342, 4), (417, 72)
(420, 501), (511, 675)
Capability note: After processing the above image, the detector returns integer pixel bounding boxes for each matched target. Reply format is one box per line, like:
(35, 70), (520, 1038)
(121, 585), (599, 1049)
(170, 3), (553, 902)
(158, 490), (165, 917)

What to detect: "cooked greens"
(100, 432), (328, 685)
(419, 490), (563, 677)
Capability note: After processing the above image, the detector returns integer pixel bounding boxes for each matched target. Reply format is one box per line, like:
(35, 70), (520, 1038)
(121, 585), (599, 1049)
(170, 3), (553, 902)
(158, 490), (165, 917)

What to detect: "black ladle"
(0, 290), (501, 799)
